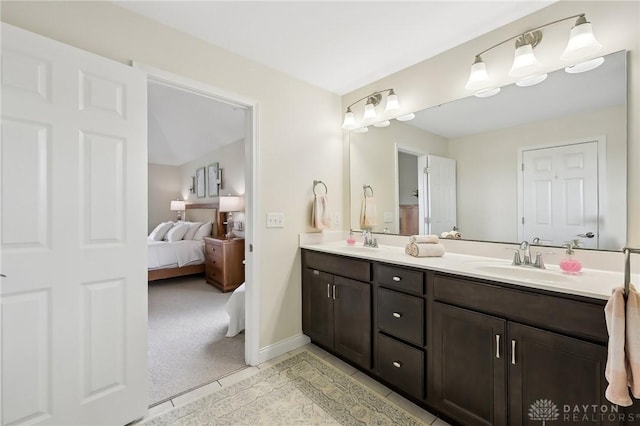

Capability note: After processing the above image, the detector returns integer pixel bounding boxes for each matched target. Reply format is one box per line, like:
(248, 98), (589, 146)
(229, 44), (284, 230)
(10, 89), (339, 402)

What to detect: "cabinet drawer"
(376, 264), (423, 295)
(377, 287), (424, 346)
(303, 250), (371, 282)
(377, 333), (424, 400)
(433, 274), (608, 344)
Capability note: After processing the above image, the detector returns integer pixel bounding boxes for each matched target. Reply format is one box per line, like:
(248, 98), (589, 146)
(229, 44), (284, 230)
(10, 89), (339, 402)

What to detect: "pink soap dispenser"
(346, 230), (356, 246)
(559, 241), (582, 274)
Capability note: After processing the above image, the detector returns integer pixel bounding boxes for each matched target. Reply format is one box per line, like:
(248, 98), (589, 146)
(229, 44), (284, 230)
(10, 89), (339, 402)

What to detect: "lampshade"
(363, 102), (377, 120)
(509, 43), (542, 78)
(465, 56), (491, 91)
(170, 200), (185, 211)
(341, 108), (355, 129)
(218, 195), (243, 213)
(565, 56), (604, 74)
(384, 90), (399, 113)
(560, 16), (602, 62)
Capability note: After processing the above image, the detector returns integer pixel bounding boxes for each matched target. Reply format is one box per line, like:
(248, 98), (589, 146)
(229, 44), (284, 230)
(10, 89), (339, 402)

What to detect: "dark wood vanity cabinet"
(301, 250), (372, 370)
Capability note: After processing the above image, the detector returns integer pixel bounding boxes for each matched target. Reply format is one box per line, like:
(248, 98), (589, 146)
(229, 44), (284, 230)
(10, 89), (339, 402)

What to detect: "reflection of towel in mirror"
(405, 242), (445, 257)
(311, 195), (332, 230)
(360, 196), (377, 229)
(440, 231), (462, 239)
(604, 284), (640, 406)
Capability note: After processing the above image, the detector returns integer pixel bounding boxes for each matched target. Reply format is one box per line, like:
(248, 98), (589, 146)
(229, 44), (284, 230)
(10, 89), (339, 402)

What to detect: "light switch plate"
(383, 212), (393, 223)
(334, 212), (341, 226)
(266, 212), (285, 228)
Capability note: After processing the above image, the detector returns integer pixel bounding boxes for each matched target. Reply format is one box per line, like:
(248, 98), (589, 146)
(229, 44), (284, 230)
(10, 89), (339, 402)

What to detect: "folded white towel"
(440, 231), (462, 239)
(360, 196), (377, 229)
(311, 195), (331, 230)
(405, 242), (445, 257)
(410, 234), (439, 244)
(605, 283), (640, 406)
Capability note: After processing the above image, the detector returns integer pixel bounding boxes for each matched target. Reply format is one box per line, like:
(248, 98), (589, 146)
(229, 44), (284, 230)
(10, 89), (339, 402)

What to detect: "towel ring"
(313, 180), (327, 196)
(363, 185), (373, 197)
(623, 247), (640, 297)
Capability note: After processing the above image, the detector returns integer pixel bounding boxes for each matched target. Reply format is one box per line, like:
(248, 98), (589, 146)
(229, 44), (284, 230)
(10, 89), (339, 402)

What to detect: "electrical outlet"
(334, 212), (341, 226)
(266, 212), (285, 228)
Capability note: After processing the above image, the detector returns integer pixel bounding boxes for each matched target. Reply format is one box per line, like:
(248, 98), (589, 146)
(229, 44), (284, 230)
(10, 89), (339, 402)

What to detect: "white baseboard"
(256, 333), (310, 365)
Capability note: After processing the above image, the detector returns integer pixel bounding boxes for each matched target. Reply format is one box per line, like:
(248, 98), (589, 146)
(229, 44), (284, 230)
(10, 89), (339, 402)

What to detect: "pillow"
(183, 221), (203, 240)
(164, 223), (190, 242)
(192, 222), (212, 241)
(148, 221), (174, 241)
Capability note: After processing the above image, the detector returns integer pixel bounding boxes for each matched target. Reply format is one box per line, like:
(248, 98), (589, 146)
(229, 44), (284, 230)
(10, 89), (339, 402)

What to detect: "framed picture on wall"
(196, 167), (206, 198)
(207, 162), (219, 197)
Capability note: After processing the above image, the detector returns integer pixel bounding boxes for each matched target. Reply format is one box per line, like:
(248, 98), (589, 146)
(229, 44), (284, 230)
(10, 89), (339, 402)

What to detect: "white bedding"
(147, 240), (205, 270)
(225, 283), (245, 337)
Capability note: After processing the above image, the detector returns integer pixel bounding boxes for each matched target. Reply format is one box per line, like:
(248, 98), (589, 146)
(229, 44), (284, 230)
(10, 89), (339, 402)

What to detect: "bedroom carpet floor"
(148, 276), (246, 405)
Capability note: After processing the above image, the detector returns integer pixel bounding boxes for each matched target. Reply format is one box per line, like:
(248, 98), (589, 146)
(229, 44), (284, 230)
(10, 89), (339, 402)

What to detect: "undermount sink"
(464, 261), (575, 284)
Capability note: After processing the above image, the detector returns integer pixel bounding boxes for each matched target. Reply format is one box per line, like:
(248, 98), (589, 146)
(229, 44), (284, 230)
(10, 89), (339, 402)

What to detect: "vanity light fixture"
(395, 113), (416, 122)
(341, 88), (400, 130)
(373, 120), (391, 128)
(465, 13), (603, 96)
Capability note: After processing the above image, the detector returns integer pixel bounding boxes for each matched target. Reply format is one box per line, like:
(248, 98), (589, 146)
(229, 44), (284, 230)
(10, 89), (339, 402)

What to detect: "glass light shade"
(465, 59), (491, 91)
(561, 21), (602, 62)
(509, 44), (541, 78)
(474, 87), (501, 98)
(341, 110), (355, 129)
(395, 113), (415, 122)
(363, 102), (377, 120)
(219, 195), (243, 212)
(170, 200), (185, 211)
(352, 127), (369, 134)
(565, 56), (605, 74)
(515, 73), (548, 87)
(373, 120), (390, 128)
(384, 94), (399, 112)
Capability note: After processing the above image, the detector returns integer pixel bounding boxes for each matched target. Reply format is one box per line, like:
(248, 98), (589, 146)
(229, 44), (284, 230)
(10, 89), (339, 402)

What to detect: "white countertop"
(300, 240), (627, 301)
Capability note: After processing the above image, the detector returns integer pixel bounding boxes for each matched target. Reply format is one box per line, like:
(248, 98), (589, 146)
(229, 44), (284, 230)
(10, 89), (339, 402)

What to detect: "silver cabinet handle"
(392, 361), (402, 368)
(511, 340), (516, 365)
(332, 285), (336, 300)
(392, 276), (401, 282)
(392, 312), (402, 318)
(327, 283), (331, 298)
(496, 334), (501, 359)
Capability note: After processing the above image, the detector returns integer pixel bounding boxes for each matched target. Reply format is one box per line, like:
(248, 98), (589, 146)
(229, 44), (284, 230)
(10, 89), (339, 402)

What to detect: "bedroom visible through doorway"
(146, 80), (249, 406)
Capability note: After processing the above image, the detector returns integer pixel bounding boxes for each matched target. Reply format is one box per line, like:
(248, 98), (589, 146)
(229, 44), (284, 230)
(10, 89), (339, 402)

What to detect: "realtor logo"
(529, 399), (560, 425)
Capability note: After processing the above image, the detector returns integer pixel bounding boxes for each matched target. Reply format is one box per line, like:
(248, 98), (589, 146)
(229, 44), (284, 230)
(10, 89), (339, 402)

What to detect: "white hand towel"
(405, 242), (445, 257)
(410, 234), (439, 244)
(311, 195), (331, 230)
(360, 196), (377, 229)
(605, 284), (640, 406)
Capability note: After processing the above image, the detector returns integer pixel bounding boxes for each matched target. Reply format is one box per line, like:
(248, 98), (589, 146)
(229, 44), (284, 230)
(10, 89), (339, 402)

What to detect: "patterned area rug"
(141, 350), (424, 425)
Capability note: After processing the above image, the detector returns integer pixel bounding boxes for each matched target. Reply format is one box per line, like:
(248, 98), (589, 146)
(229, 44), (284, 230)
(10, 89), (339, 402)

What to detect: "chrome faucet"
(513, 240), (545, 269)
(362, 230), (378, 248)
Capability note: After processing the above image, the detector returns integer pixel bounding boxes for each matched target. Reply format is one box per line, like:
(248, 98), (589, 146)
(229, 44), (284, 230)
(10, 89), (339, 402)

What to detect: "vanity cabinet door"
(507, 322), (616, 426)
(302, 268), (334, 350)
(333, 276), (371, 369)
(431, 302), (507, 426)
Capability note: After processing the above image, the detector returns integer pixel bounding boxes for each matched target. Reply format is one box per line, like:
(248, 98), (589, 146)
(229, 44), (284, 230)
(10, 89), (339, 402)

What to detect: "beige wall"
(450, 105), (626, 247)
(343, 1), (640, 247)
(1, 1), (344, 349)
(147, 164), (182, 232)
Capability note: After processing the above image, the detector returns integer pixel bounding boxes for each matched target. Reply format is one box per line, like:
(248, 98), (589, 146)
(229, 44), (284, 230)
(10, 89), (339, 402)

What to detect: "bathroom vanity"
(301, 242), (635, 426)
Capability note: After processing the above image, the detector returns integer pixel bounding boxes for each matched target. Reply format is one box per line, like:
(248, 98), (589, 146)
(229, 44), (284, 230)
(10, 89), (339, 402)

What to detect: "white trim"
(257, 334), (311, 364)
(131, 62), (261, 366)
(516, 135), (607, 247)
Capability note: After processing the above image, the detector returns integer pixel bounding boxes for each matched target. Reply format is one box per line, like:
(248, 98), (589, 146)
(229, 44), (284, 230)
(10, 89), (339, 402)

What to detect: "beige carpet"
(148, 276), (246, 405)
(140, 350), (424, 425)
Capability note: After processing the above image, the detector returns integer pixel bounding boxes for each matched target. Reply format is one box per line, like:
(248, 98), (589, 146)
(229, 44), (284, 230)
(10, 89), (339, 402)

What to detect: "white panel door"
(522, 142), (599, 248)
(1, 23), (148, 425)
(426, 155), (457, 236)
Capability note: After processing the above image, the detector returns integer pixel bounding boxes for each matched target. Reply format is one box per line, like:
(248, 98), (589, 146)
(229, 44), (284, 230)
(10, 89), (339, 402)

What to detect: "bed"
(225, 282), (246, 337)
(148, 203), (224, 281)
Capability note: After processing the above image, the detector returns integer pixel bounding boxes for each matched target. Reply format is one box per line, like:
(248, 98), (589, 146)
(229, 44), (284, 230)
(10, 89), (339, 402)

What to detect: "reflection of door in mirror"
(426, 155), (457, 236)
(519, 140), (602, 249)
(398, 151), (419, 235)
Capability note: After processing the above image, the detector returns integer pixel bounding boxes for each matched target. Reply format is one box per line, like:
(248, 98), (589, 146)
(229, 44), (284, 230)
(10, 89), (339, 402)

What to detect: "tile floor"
(137, 343), (451, 425)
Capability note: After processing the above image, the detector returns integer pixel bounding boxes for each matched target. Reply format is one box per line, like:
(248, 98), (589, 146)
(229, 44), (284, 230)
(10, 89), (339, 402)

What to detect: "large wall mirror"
(349, 50), (627, 251)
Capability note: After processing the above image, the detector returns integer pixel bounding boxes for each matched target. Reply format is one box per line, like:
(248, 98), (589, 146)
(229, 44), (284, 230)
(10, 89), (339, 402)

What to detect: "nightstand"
(203, 237), (245, 292)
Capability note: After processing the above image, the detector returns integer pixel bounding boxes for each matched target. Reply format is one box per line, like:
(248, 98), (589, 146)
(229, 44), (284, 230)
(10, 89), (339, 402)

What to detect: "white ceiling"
(116, 1), (554, 95)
